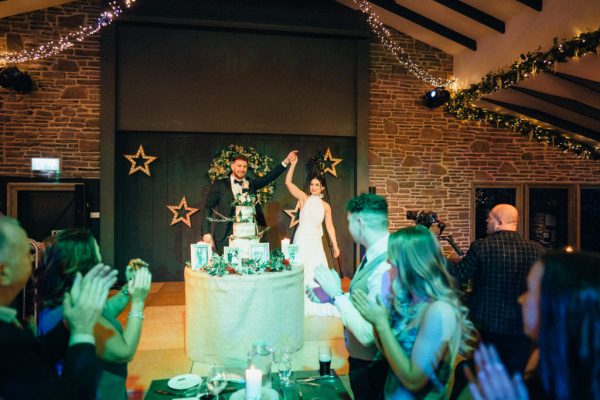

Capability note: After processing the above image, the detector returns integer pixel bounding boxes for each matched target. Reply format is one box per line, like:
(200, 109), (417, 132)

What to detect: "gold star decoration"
(123, 145), (158, 176)
(166, 196), (199, 228)
(283, 201), (301, 228)
(323, 147), (342, 178)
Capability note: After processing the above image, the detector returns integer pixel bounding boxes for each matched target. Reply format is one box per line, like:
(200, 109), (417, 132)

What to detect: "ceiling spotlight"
(0, 67), (34, 94)
(423, 87), (450, 108)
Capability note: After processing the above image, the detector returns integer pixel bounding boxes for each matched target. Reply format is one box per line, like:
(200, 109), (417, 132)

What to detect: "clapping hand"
(313, 265), (342, 298)
(466, 344), (529, 400)
(127, 267), (152, 305)
(64, 263), (118, 336)
(352, 290), (389, 328)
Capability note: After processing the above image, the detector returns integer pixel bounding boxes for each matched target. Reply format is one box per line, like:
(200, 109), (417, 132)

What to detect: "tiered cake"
(230, 205), (260, 259)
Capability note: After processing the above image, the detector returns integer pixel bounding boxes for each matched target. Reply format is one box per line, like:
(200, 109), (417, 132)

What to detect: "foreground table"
(184, 266), (304, 363)
(144, 370), (352, 400)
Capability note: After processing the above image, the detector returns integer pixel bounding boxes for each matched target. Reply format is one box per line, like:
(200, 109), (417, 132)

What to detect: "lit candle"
(245, 366), (262, 400)
(281, 238), (290, 258)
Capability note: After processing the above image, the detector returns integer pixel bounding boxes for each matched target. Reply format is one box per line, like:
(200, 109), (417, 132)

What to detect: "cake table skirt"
(184, 266), (304, 363)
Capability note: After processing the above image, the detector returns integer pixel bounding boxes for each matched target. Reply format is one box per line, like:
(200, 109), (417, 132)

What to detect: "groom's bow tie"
(234, 179), (244, 186)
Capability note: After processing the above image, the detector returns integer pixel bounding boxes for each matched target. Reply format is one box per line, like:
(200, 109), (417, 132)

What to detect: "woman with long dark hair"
(37, 229), (151, 400)
(470, 250), (600, 400)
(353, 225), (477, 399)
(285, 153), (340, 317)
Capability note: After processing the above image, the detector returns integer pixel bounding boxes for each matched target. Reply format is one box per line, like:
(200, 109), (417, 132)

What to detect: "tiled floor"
(120, 281), (353, 399)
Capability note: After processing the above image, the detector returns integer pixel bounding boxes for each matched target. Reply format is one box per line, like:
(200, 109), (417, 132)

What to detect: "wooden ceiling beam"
(510, 86), (600, 122)
(515, 0), (543, 11)
(481, 97), (600, 142)
(433, 0), (505, 33)
(552, 72), (600, 93)
(369, 0), (477, 50)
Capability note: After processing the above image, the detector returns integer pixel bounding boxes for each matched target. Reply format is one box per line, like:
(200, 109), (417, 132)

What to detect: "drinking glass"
(207, 366), (227, 399)
(318, 345), (332, 376)
(275, 346), (294, 386)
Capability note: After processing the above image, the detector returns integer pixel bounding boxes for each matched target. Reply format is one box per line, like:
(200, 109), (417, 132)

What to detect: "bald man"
(0, 216), (117, 399)
(448, 204), (544, 375)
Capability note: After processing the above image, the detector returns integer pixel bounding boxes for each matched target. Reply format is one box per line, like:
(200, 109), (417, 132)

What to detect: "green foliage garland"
(208, 144), (275, 204)
(186, 249), (293, 277)
(447, 28), (600, 161)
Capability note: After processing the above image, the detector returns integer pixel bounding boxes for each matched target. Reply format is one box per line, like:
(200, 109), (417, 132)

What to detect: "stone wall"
(2, 1), (599, 249)
(369, 31), (600, 250)
(0, 0), (101, 178)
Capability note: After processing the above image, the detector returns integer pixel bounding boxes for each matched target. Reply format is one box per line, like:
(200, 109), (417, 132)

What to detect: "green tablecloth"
(144, 370), (351, 400)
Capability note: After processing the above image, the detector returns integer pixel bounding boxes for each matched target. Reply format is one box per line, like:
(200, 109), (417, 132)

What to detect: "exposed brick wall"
(2, 1), (600, 250)
(369, 30), (600, 251)
(0, 0), (101, 178)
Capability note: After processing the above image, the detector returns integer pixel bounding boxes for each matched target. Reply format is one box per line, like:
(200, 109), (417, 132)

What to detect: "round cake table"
(184, 265), (304, 363)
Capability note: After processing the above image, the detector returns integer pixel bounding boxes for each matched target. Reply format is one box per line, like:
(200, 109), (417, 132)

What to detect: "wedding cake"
(230, 205), (260, 259)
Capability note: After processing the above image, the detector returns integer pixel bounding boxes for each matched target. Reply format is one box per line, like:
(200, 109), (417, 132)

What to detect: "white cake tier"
(235, 206), (255, 222)
(233, 222), (256, 238)
(229, 237), (260, 259)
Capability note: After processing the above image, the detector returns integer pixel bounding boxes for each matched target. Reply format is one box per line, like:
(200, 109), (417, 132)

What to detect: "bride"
(285, 153), (340, 317)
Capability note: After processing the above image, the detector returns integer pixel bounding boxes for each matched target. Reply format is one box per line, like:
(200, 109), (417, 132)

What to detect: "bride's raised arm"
(285, 155), (307, 202)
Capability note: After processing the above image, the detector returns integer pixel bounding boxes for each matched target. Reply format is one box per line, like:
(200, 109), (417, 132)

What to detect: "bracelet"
(128, 311), (144, 320)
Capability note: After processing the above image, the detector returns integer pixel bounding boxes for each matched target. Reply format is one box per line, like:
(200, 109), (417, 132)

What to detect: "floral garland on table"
(447, 28), (600, 161)
(185, 249), (292, 277)
(208, 144), (275, 204)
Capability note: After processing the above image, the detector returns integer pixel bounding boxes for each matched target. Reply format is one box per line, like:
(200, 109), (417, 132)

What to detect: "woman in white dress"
(285, 154), (340, 317)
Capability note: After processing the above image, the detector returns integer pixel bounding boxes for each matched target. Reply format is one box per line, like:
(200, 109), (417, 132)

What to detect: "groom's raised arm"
(250, 150), (297, 191)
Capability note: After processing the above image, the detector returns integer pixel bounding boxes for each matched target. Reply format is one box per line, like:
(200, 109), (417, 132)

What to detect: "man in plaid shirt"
(448, 204), (545, 374)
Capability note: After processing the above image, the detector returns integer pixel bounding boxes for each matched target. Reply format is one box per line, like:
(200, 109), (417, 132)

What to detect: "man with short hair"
(311, 193), (391, 399)
(201, 150), (298, 253)
(448, 204), (545, 374)
(0, 216), (117, 399)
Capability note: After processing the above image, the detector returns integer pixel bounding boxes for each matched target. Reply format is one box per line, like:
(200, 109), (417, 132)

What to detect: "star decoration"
(123, 145), (158, 176)
(166, 196), (199, 228)
(323, 147), (342, 178)
(283, 201), (301, 228)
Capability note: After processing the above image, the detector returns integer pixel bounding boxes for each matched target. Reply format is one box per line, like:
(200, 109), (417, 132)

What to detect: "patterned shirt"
(448, 230), (545, 335)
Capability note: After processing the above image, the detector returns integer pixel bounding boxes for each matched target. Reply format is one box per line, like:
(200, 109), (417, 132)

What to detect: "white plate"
(230, 387), (279, 400)
(167, 374), (202, 391)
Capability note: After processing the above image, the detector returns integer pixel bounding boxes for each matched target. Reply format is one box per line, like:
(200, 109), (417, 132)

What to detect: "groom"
(201, 150), (298, 254)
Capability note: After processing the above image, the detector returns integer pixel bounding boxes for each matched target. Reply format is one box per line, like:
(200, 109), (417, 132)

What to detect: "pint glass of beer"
(318, 345), (332, 376)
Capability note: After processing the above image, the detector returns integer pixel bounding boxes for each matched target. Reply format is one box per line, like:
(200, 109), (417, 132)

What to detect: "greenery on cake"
(186, 249), (293, 276)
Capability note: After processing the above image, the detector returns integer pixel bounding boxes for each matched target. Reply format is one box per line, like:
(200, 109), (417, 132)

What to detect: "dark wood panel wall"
(101, 0), (370, 279)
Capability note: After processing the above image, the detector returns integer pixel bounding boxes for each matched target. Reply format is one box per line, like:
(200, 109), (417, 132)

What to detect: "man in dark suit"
(201, 150), (297, 253)
(0, 216), (117, 400)
(448, 204), (545, 375)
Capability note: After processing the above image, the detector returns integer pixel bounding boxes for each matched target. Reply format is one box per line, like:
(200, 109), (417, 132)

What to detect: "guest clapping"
(0, 217), (117, 400)
(36, 229), (151, 400)
(353, 225), (477, 399)
(468, 251), (600, 400)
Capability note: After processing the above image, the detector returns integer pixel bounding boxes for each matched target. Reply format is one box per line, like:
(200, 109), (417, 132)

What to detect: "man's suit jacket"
(0, 321), (97, 400)
(201, 163), (287, 243)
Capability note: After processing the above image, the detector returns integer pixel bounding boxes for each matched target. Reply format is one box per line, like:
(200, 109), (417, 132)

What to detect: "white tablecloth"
(184, 266), (304, 363)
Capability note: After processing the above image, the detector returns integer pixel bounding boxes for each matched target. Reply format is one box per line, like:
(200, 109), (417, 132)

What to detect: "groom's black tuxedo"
(201, 163), (287, 252)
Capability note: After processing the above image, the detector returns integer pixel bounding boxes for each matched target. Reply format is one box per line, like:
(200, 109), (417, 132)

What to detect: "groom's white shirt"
(334, 232), (391, 360)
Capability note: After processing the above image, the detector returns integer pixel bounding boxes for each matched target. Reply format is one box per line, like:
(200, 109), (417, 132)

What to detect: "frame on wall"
(471, 182), (599, 251)
(524, 184), (575, 250)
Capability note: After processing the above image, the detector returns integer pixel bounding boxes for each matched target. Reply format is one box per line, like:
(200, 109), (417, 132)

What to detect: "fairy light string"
(0, 0), (136, 66)
(352, 0), (454, 87)
(447, 28), (600, 161)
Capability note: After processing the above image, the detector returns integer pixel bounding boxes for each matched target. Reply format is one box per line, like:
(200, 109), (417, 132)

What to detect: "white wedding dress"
(293, 195), (340, 317)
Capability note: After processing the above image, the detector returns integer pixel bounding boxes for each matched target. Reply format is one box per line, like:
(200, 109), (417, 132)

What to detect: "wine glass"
(275, 346), (294, 386)
(207, 366), (227, 399)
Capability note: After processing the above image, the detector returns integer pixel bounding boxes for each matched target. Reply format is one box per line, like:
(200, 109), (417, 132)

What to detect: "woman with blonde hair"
(353, 225), (477, 399)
